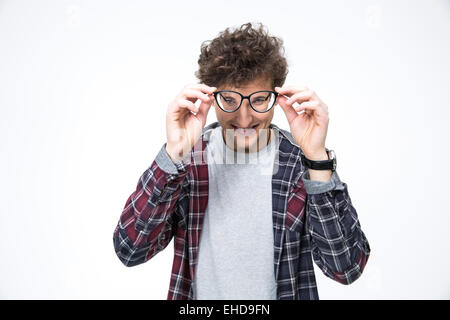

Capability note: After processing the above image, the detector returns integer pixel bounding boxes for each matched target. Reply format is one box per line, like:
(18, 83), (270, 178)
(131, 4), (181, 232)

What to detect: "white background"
(1, 0), (449, 299)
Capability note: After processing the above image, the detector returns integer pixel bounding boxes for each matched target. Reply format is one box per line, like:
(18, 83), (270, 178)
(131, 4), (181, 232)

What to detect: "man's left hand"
(275, 85), (329, 160)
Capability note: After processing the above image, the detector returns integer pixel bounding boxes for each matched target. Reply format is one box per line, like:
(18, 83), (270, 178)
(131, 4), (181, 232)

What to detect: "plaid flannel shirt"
(113, 122), (371, 300)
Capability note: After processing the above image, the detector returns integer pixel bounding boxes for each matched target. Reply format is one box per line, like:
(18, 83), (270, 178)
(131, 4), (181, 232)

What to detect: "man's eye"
(225, 99), (236, 103)
(253, 99), (265, 104)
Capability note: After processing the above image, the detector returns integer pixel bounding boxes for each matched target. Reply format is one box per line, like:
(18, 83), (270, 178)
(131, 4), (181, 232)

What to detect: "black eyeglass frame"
(213, 90), (279, 113)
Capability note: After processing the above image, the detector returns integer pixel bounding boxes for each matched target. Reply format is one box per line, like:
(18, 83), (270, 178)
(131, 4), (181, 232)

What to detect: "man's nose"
(234, 99), (253, 127)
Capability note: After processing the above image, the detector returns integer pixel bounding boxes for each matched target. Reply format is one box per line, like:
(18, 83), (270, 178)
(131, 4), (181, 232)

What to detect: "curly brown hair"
(195, 22), (288, 89)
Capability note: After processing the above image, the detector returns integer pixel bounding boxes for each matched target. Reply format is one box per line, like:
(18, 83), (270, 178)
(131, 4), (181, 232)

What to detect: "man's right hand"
(165, 83), (217, 163)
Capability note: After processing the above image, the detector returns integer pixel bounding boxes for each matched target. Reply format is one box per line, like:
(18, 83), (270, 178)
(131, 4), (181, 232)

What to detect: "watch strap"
(301, 149), (336, 171)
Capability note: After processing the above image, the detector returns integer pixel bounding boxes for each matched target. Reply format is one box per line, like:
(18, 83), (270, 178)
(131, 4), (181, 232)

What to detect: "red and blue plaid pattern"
(113, 122), (371, 299)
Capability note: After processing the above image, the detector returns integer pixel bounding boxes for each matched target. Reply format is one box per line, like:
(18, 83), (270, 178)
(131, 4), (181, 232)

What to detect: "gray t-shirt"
(193, 126), (277, 300)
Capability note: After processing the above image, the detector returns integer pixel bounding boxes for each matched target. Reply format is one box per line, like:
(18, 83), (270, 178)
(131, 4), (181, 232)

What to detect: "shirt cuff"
(155, 143), (188, 175)
(301, 170), (346, 194)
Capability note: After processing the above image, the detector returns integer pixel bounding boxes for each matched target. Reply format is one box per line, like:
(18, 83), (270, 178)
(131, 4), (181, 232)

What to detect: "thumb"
(277, 94), (297, 124)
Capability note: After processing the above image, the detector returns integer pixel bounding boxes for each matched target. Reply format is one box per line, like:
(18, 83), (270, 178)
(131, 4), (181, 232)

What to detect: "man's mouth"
(231, 124), (259, 136)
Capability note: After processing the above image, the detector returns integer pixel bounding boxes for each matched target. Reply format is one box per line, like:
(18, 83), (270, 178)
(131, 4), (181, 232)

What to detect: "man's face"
(213, 78), (275, 153)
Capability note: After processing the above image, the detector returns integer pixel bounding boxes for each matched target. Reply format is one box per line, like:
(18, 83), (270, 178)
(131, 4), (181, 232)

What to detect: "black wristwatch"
(301, 149), (337, 172)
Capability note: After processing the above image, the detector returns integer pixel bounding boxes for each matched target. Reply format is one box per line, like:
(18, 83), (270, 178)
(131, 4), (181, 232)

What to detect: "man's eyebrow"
(224, 89), (271, 92)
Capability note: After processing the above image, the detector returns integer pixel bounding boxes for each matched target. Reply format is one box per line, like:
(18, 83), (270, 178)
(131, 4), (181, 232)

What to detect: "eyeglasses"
(213, 90), (278, 113)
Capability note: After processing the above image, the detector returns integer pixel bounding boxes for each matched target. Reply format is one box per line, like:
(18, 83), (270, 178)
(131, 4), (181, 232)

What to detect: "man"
(113, 22), (370, 300)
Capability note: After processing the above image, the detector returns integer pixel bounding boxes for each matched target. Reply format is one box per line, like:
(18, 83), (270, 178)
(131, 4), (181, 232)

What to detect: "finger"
(196, 98), (213, 122)
(285, 91), (314, 106)
(182, 88), (212, 103)
(185, 83), (217, 94)
(294, 101), (325, 118)
(275, 85), (308, 97)
(177, 99), (199, 114)
(277, 95), (298, 124)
